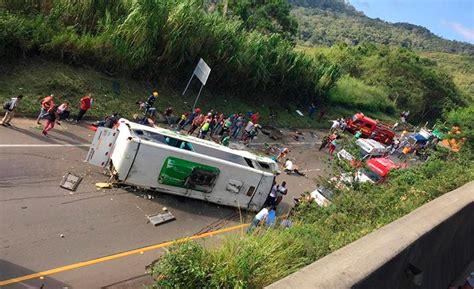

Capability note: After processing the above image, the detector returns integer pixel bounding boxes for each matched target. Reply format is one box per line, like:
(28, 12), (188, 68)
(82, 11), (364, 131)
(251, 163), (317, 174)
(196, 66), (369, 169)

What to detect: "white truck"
(86, 119), (279, 211)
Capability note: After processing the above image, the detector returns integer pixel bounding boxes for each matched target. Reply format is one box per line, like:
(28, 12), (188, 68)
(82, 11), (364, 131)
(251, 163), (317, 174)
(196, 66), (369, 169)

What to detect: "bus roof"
(124, 119), (276, 164)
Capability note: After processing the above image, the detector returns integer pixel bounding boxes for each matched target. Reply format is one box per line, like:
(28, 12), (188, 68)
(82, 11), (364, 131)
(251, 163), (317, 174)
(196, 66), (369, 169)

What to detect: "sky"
(349, 0), (474, 44)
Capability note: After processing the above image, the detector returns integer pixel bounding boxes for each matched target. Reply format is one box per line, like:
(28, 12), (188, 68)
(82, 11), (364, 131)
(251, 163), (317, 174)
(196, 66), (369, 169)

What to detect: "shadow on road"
(0, 259), (72, 289)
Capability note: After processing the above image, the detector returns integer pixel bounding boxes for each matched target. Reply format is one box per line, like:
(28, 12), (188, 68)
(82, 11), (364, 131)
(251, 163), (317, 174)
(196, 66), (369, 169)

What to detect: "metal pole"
(192, 84), (204, 111)
(182, 74), (194, 95)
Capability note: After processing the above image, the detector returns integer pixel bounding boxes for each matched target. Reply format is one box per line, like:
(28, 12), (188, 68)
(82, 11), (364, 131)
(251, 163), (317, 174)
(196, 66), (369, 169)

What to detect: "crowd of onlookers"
(134, 91), (262, 146)
(1, 91), (262, 146)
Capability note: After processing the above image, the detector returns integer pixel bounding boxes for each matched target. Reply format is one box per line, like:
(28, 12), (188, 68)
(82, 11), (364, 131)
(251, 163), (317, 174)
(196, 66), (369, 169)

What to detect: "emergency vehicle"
(346, 113), (395, 145)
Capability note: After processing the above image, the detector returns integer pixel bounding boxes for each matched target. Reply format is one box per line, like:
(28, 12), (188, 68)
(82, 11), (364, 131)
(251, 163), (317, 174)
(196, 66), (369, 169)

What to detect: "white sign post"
(182, 58), (211, 111)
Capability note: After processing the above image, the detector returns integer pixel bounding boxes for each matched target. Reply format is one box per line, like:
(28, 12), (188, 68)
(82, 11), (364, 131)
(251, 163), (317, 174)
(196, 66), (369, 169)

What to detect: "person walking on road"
(36, 94), (54, 124)
(1, 95), (23, 126)
(42, 105), (60, 136)
(76, 94), (92, 122)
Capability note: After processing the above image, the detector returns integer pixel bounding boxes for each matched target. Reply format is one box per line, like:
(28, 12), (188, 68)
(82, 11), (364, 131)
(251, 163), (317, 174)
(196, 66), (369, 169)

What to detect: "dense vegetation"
(1, 0), (471, 123)
(290, 0), (474, 55)
(422, 52), (474, 103)
(0, 0), (339, 106)
(301, 44), (466, 121)
(149, 105), (474, 288)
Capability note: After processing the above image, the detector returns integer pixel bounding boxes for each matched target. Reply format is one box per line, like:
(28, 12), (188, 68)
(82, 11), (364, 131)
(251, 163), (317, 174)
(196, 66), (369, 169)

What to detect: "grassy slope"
(421, 51), (474, 103)
(0, 58), (396, 128)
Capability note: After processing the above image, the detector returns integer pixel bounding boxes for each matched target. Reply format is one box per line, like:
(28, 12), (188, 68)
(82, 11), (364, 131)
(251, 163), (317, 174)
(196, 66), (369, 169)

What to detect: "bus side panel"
(124, 142), (264, 210)
(248, 173), (274, 212)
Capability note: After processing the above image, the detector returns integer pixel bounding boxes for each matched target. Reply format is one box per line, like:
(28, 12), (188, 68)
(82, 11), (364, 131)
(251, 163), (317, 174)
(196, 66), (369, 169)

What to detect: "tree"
(228, 0), (298, 40)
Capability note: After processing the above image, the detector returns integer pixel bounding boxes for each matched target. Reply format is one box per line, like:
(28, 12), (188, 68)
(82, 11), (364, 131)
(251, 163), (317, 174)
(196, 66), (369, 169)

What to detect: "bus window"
(179, 141), (194, 151)
(244, 158), (254, 168)
(258, 162), (270, 169)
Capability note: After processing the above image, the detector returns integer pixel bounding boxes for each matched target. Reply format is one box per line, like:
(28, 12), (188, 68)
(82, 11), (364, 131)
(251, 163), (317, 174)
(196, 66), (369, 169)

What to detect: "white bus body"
(86, 119), (278, 211)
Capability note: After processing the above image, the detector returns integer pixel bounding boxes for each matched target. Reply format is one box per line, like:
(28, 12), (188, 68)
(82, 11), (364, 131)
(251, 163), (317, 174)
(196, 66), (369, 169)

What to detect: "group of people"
(35, 94), (93, 135)
(247, 180), (289, 233)
(176, 108), (261, 145)
(1, 93), (93, 136)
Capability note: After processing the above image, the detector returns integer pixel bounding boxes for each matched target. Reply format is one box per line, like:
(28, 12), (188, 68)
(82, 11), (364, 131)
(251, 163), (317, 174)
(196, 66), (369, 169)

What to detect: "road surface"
(0, 118), (326, 288)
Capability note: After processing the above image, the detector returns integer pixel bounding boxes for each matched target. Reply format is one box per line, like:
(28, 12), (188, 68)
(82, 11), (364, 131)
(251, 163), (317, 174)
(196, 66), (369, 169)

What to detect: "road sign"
(182, 58), (212, 110)
(194, 58), (211, 85)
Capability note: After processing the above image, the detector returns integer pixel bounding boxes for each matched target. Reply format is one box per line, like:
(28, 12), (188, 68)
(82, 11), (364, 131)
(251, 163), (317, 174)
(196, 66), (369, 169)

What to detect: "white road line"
(0, 144), (90, 148)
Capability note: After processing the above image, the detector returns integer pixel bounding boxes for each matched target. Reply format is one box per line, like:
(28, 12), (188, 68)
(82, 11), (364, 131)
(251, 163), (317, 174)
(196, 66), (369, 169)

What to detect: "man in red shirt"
(76, 94), (92, 122)
(36, 94), (54, 125)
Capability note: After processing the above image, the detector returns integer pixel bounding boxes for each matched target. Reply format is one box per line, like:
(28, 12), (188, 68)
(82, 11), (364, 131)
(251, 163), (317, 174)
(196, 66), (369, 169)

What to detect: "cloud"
(442, 20), (474, 42)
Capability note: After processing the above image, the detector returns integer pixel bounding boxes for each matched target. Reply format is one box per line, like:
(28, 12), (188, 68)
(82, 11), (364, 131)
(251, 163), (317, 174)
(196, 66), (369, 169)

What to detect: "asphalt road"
(0, 118), (326, 289)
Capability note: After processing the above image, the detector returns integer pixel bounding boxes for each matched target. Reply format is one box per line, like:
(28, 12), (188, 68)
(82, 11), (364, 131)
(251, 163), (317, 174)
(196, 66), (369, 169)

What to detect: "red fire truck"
(346, 113), (395, 145)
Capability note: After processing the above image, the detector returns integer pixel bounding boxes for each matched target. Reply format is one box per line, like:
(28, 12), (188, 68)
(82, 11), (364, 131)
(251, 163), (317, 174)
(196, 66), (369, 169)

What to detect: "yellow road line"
(0, 223), (249, 286)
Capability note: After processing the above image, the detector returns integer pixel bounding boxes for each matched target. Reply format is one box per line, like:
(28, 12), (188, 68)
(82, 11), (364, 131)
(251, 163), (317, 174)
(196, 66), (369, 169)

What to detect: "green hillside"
(290, 0), (474, 54)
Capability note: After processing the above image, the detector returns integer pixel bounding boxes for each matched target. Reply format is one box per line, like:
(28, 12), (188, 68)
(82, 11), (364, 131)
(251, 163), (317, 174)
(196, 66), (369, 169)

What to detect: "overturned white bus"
(86, 119), (279, 211)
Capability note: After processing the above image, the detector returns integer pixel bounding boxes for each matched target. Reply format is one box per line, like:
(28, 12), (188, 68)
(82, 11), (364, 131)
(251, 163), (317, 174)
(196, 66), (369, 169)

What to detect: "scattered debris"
(147, 211), (175, 226)
(95, 182), (112, 189)
(60, 173), (83, 191)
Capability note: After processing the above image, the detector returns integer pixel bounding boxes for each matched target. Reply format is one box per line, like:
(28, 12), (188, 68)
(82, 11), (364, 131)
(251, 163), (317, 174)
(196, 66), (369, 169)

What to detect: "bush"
(329, 76), (395, 113)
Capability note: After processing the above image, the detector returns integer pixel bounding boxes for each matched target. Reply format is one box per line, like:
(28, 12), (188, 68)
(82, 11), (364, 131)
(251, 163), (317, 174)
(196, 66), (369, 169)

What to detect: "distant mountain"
(290, 0), (474, 54)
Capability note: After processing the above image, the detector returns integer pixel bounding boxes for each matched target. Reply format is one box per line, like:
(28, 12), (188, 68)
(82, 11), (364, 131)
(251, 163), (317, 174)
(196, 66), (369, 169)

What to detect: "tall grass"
(0, 0), (340, 105)
(329, 76), (395, 113)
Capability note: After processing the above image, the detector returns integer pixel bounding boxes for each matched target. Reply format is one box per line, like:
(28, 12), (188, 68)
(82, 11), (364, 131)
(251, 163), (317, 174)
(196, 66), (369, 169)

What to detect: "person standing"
(198, 119), (210, 139)
(242, 120), (254, 141)
(308, 103), (316, 118)
(330, 119), (340, 133)
(275, 181), (288, 206)
(265, 181), (279, 207)
(1, 95), (23, 126)
(42, 105), (60, 136)
(250, 112), (260, 124)
(164, 107), (173, 126)
(36, 94), (54, 124)
(232, 114), (245, 139)
(181, 108), (200, 130)
(247, 206), (271, 234)
(188, 113), (203, 135)
(319, 135), (330, 151)
(328, 136), (337, 155)
(76, 94), (92, 122)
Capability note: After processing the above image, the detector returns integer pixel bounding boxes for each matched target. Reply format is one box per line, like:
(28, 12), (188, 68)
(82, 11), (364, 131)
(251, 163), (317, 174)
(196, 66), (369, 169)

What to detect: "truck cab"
(347, 113), (395, 145)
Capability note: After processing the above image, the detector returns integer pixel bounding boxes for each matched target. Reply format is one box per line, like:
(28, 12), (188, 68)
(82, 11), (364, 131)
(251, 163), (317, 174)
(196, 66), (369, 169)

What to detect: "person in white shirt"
(284, 159), (306, 176)
(247, 206), (271, 233)
(241, 120), (254, 141)
(330, 119), (340, 132)
(1, 95), (23, 126)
